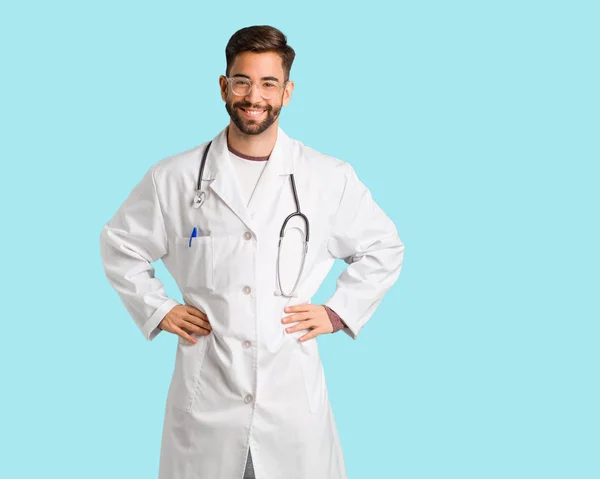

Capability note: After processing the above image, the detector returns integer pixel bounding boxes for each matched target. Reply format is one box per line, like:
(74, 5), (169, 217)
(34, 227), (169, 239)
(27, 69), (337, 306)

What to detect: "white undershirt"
(229, 150), (268, 207)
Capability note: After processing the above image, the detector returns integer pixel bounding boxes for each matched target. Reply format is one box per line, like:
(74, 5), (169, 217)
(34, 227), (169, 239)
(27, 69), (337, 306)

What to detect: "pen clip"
(188, 227), (197, 247)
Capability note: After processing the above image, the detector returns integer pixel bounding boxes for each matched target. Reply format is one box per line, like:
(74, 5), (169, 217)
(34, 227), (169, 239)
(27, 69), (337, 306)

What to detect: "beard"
(225, 100), (282, 135)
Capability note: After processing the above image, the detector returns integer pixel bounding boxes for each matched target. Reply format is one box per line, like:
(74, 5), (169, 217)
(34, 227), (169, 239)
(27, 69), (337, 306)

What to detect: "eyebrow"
(232, 73), (282, 82)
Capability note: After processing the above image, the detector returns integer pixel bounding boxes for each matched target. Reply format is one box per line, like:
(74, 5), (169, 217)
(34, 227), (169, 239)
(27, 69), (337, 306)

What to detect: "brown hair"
(225, 25), (296, 82)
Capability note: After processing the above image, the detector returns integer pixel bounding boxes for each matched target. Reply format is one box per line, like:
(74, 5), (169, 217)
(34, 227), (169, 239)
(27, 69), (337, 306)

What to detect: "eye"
(262, 82), (277, 89)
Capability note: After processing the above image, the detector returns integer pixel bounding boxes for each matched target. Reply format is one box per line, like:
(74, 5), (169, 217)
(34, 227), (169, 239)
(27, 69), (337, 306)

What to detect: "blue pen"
(188, 227), (197, 247)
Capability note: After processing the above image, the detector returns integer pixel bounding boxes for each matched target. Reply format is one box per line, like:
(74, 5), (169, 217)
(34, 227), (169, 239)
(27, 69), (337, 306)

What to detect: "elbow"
(99, 225), (111, 262)
(397, 237), (405, 261)
(393, 234), (405, 274)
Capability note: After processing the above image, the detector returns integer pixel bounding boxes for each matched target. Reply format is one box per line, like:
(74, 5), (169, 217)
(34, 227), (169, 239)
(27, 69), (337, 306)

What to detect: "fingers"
(175, 319), (211, 345)
(175, 327), (198, 344)
(185, 305), (208, 320)
(161, 305), (212, 344)
(282, 311), (313, 323)
(182, 306), (211, 331)
(298, 329), (320, 342)
(181, 319), (211, 336)
(282, 305), (330, 341)
(285, 319), (318, 333)
(284, 304), (313, 314)
(184, 313), (212, 332)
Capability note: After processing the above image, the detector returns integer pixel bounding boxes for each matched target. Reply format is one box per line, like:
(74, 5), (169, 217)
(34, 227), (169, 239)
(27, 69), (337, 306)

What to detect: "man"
(100, 25), (404, 479)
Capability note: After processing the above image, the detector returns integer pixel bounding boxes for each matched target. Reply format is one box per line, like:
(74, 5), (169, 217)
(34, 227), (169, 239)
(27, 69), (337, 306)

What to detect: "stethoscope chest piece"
(193, 189), (206, 209)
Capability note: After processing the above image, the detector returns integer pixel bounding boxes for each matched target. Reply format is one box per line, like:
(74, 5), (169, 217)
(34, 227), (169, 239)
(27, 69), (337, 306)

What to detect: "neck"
(227, 122), (278, 157)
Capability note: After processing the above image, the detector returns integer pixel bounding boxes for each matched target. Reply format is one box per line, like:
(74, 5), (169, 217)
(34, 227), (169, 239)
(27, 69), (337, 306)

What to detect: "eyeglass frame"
(224, 76), (290, 100)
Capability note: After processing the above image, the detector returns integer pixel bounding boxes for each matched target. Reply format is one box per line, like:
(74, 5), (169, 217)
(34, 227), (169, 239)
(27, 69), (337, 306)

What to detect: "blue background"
(1, 1), (598, 478)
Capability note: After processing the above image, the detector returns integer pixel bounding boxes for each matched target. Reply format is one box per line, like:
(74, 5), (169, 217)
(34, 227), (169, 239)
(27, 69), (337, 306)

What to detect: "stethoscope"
(193, 141), (310, 298)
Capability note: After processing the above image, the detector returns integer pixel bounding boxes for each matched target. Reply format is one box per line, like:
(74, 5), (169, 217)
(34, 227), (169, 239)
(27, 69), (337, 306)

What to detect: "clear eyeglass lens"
(231, 79), (280, 99)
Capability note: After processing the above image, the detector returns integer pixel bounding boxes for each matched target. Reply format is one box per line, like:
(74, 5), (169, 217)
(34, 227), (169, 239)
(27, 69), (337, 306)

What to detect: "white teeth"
(243, 109), (264, 116)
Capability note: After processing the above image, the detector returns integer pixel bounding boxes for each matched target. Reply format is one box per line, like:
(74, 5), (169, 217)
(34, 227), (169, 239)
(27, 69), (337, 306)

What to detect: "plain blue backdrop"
(1, 1), (598, 478)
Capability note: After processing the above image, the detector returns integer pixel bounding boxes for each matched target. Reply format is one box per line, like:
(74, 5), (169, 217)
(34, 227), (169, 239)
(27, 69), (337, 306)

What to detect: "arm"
(99, 166), (179, 341)
(323, 163), (405, 339)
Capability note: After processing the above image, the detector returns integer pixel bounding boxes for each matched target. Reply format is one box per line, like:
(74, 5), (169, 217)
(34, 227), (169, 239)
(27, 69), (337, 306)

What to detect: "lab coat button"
(243, 286), (251, 295)
(244, 394), (254, 404)
(242, 340), (251, 349)
(243, 231), (252, 240)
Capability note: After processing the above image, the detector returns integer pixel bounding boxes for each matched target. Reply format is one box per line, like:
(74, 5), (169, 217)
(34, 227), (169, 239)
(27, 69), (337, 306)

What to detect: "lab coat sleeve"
(323, 163), (404, 340)
(99, 166), (180, 341)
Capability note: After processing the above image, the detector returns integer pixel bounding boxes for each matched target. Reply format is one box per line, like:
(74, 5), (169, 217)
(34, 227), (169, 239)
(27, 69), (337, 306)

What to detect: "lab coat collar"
(203, 124), (295, 234)
(202, 124), (294, 179)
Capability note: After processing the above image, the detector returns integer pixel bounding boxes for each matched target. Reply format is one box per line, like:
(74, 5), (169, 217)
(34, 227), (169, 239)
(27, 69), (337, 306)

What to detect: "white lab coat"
(99, 125), (404, 479)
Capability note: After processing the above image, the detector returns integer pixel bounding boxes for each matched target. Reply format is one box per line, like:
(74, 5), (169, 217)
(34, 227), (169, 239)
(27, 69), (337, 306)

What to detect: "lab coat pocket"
(170, 335), (212, 413)
(295, 342), (327, 415)
(173, 236), (214, 292)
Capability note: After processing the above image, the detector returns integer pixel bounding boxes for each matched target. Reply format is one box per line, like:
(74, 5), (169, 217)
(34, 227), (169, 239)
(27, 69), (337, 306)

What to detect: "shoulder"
(146, 141), (211, 185)
(289, 135), (355, 192)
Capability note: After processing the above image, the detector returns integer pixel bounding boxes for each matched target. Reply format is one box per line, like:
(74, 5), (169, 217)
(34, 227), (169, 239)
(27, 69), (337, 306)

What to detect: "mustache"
(235, 102), (271, 111)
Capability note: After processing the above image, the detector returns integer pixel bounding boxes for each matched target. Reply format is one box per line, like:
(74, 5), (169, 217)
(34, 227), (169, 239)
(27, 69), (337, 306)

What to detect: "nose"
(246, 83), (263, 104)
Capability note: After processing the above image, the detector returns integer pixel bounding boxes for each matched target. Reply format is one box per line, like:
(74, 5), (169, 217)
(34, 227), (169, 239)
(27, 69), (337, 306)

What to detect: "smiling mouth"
(239, 107), (267, 118)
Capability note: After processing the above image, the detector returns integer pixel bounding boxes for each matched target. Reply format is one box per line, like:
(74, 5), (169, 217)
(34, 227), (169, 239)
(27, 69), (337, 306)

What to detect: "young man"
(100, 25), (404, 479)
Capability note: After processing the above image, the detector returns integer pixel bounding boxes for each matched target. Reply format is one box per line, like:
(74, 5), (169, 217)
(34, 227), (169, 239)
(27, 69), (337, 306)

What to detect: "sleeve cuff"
(323, 296), (361, 340)
(142, 298), (180, 341)
(324, 305), (347, 333)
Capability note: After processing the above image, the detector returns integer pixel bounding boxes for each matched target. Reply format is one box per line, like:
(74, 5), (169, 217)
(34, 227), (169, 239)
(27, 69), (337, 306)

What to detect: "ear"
(282, 81), (295, 107)
(219, 75), (228, 102)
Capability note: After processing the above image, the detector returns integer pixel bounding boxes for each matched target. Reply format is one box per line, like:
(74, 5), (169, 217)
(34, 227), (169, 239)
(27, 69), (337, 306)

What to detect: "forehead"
(229, 51), (285, 80)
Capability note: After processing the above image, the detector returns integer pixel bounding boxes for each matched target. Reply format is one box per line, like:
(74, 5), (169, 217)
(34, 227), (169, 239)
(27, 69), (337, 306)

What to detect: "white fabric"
(229, 150), (265, 479)
(99, 125), (405, 478)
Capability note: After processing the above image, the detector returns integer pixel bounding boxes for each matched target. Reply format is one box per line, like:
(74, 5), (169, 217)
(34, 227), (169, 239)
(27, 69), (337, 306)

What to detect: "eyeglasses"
(225, 76), (289, 100)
